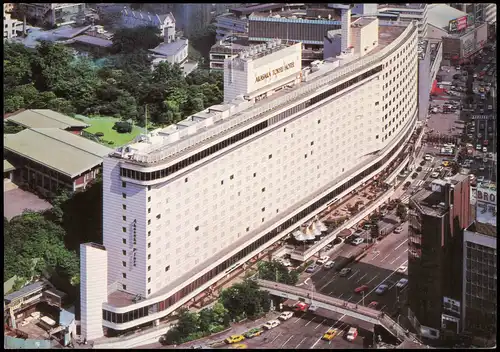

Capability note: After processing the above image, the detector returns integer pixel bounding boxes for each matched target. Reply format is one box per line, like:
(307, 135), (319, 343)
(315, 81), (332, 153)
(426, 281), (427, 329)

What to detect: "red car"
(294, 302), (310, 312)
(367, 301), (379, 309)
(483, 140), (489, 146)
(354, 285), (369, 294)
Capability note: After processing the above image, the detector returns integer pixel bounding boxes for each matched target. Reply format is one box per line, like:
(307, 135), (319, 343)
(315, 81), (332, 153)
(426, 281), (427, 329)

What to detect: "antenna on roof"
(145, 104), (149, 143)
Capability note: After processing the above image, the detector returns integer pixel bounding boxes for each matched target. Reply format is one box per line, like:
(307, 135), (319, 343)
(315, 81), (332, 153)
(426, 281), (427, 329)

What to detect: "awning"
(431, 80), (447, 95)
(293, 230), (314, 242)
(314, 220), (328, 232)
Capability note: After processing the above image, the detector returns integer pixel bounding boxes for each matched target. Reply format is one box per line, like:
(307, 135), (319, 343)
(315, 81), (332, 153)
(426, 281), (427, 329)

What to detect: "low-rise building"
(5, 109), (89, 135)
(4, 128), (111, 197)
(4, 4), (22, 39)
(120, 7), (175, 38)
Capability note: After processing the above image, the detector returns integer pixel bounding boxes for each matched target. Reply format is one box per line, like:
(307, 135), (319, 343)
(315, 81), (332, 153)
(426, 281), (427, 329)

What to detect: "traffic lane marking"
(380, 253), (391, 262)
(319, 273), (340, 291)
(355, 273), (367, 283)
(281, 335), (294, 348)
(295, 337), (307, 348)
(390, 249), (408, 265)
(365, 274), (379, 285)
(394, 239), (408, 251)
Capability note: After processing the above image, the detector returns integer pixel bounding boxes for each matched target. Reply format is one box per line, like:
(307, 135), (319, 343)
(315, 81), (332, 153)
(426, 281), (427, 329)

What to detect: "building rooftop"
(73, 34), (113, 48)
(467, 221), (496, 238)
(429, 39), (441, 66)
(6, 109), (89, 130)
(378, 3), (426, 10)
(4, 281), (48, 303)
(352, 17), (377, 27)
(149, 38), (188, 57)
(418, 39), (429, 60)
(112, 23), (412, 166)
(427, 4), (468, 31)
(4, 128), (112, 178)
(4, 159), (15, 173)
(230, 3), (300, 17)
(210, 36), (249, 54)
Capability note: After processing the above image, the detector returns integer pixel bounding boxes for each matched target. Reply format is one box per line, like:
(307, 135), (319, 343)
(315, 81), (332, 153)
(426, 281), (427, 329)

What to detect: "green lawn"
(84, 118), (143, 147)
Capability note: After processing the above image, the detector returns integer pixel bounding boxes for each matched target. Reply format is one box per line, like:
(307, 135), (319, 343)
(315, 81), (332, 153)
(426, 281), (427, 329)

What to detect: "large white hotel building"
(81, 8), (419, 340)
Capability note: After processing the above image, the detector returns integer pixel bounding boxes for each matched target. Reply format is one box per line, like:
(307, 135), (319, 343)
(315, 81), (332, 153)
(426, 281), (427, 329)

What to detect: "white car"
(324, 260), (335, 269)
(397, 265), (408, 273)
(317, 256), (330, 265)
(278, 311), (294, 321)
(477, 176), (485, 182)
(430, 171), (440, 178)
(424, 154), (432, 161)
(263, 320), (280, 330)
(394, 226), (403, 234)
(482, 147), (488, 153)
(351, 237), (364, 246)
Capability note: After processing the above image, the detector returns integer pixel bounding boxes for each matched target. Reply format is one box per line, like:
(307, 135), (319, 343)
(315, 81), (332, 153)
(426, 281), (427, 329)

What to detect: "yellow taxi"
(322, 328), (340, 341)
(442, 160), (450, 167)
(225, 335), (245, 344)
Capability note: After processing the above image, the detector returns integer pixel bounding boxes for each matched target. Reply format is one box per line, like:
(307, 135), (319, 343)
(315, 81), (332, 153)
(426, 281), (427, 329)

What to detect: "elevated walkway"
(257, 279), (422, 345)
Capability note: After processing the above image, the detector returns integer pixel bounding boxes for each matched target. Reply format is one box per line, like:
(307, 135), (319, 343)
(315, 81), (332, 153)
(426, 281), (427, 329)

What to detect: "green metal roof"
(4, 159), (15, 172)
(4, 128), (112, 178)
(6, 109), (89, 130)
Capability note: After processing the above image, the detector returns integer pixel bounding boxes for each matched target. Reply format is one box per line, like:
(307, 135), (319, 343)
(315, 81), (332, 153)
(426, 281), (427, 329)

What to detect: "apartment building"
(408, 175), (470, 342)
(80, 18), (420, 340)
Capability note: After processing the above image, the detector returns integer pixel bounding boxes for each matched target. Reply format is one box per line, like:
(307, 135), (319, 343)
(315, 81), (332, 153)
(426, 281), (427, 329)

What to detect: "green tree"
(4, 95), (25, 113)
(219, 279), (271, 320)
(3, 42), (33, 90)
(396, 203), (408, 221)
(31, 41), (74, 91)
(257, 260), (299, 285)
(111, 26), (162, 54)
(176, 308), (200, 336)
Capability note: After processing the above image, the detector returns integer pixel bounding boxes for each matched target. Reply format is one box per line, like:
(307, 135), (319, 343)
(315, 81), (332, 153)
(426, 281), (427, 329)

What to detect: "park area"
(75, 115), (144, 147)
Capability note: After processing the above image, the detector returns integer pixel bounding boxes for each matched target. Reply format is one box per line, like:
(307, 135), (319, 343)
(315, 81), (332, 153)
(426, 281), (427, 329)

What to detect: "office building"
(377, 3), (429, 38)
(16, 3), (85, 27)
(427, 4), (489, 65)
(449, 3), (497, 25)
(81, 18), (419, 339)
(408, 175), (470, 341)
(462, 183), (496, 347)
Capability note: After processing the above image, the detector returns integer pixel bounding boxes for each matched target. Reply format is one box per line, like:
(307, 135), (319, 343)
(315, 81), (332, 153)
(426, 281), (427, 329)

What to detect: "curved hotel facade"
(81, 19), (419, 339)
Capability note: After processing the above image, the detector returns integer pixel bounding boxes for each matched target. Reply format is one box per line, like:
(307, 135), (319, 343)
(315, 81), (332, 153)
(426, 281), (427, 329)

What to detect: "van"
(346, 327), (358, 342)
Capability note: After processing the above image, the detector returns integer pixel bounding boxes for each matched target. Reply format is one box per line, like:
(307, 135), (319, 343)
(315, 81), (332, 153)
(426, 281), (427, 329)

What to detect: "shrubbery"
(112, 121), (132, 133)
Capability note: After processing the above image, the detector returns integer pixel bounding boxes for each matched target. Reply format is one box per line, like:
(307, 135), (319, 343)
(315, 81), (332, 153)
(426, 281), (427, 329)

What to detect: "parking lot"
(238, 312), (370, 349)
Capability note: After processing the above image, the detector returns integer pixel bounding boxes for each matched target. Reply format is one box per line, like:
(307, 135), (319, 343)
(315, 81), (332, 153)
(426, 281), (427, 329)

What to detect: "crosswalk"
(414, 179), (426, 187)
(421, 167), (433, 172)
(400, 194), (411, 204)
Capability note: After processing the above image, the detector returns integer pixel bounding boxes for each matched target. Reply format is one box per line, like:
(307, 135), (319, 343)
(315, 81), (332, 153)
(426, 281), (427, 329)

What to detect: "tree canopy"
(257, 260), (299, 285)
(4, 29), (223, 127)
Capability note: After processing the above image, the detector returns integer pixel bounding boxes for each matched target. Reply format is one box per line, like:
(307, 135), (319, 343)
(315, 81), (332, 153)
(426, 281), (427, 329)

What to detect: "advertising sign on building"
(449, 16), (467, 32)
(461, 31), (475, 58)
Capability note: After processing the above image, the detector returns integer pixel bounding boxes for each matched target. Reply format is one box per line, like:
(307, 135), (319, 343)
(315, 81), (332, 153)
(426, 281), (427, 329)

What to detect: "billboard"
(449, 16), (468, 32)
(461, 31), (475, 58)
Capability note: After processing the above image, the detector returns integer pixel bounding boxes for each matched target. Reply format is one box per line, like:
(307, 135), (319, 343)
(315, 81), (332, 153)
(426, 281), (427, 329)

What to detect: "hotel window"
(148, 219), (151, 225)
(148, 242), (151, 248)
(148, 208), (151, 214)
(123, 284), (127, 290)
(148, 265), (151, 271)
(148, 289), (151, 295)
(122, 250), (126, 255)
(122, 261), (126, 267)
(148, 186), (151, 191)
(122, 273), (126, 279)
(165, 265), (170, 272)
(148, 277), (151, 283)
(148, 196), (151, 202)
(122, 193), (126, 199)
(122, 227), (126, 233)
(123, 216), (126, 221)
(185, 177), (188, 183)
(122, 181), (126, 188)
(123, 204), (126, 210)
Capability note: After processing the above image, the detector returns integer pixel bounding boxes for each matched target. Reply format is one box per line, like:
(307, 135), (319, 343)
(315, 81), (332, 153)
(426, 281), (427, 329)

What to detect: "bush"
(113, 121), (132, 133)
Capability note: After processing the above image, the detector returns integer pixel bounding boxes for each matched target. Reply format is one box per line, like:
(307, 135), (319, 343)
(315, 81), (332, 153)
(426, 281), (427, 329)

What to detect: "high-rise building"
(80, 20), (420, 340)
(461, 182), (496, 347)
(408, 175), (470, 341)
(377, 3), (429, 38)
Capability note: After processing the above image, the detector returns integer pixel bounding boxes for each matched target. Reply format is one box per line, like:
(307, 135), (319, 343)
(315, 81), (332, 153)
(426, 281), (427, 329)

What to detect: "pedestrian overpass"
(257, 279), (421, 344)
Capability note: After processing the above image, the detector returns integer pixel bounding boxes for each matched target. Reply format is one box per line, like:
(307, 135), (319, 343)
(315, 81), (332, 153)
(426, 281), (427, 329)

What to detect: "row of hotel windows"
(119, 65), (383, 182)
(102, 120), (415, 323)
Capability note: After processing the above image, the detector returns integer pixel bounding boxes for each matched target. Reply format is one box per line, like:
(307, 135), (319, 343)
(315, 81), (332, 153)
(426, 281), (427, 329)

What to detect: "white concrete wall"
(102, 156), (149, 297)
(80, 243), (108, 341)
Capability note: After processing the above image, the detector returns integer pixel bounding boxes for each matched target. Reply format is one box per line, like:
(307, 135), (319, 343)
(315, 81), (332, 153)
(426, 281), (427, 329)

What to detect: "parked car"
(375, 284), (389, 295)
(293, 302), (309, 312)
(396, 278), (409, 289)
(322, 328), (340, 341)
(317, 256), (330, 265)
(346, 327), (358, 342)
(263, 320), (280, 330)
(351, 237), (364, 246)
(477, 176), (485, 182)
(397, 265), (408, 273)
(324, 260), (335, 269)
(354, 285), (370, 294)
(367, 301), (379, 309)
(340, 268), (352, 277)
(305, 264), (318, 273)
(278, 311), (294, 321)
(225, 335), (245, 344)
(244, 328), (263, 338)
(394, 226), (403, 234)
(416, 166), (422, 172)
